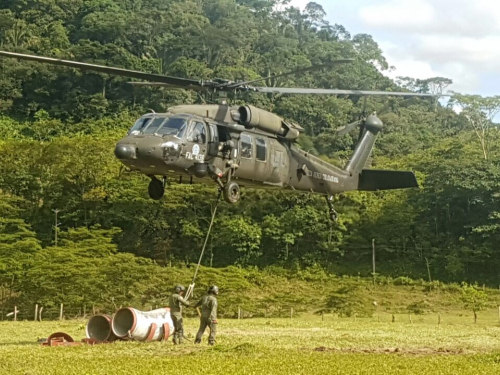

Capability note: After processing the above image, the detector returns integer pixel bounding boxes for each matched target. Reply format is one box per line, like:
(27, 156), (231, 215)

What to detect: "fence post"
(34, 304), (38, 322)
(290, 308), (293, 320)
(238, 306), (241, 320)
(392, 314), (395, 323)
(438, 313), (441, 326)
(59, 303), (64, 321)
(321, 312), (324, 321)
(14, 306), (18, 321)
(409, 314), (413, 324)
(497, 306), (500, 325)
(39, 307), (43, 322)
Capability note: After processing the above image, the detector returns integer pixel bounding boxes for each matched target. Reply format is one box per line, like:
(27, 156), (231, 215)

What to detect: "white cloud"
(359, 0), (435, 32)
(355, 0), (500, 94)
(286, 0), (310, 10)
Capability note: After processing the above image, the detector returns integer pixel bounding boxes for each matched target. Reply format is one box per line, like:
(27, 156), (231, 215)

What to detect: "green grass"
(2, 311), (500, 374)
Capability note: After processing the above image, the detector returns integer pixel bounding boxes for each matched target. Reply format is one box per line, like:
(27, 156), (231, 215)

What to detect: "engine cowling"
(238, 105), (285, 135)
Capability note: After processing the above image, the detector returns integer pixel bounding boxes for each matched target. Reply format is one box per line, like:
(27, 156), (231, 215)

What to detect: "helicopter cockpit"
(115, 113), (212, 177)
(128, 114), (189, 138)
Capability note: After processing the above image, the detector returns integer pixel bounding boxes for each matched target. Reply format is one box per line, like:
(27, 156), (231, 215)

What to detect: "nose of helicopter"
(114, 144), (136, 160)
(114, 136), (171, 166)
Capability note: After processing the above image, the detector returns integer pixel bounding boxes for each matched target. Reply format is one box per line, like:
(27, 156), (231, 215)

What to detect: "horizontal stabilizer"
(358, 169), (418, 191)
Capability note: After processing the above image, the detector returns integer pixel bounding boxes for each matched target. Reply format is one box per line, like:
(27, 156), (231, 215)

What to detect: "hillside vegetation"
(1, 0), (500, 314)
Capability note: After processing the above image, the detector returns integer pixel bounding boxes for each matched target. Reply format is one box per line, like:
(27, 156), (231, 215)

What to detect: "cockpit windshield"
(128, 115), (188, 138)
(128, 116), (152, 135)
(156, 117), (188, 138)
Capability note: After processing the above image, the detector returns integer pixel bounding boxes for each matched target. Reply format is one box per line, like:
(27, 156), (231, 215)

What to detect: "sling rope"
(185, 189), (222, 300)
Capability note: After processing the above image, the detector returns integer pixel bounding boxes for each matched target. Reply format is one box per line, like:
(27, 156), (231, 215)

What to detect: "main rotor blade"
(336, 120), (363, 136)
(253, 87), (446, 97)
(223, 60), (354, 88)
(0, 51), (204, 89)
(127, 81), (206, 91)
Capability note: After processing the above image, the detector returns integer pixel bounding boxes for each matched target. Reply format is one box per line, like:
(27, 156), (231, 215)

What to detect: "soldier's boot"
(173, 334), (179, 345)
(208, 341), (215, 346)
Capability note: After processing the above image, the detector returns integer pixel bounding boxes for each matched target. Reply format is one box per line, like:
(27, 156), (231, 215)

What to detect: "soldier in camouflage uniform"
(169, 284), (190, 344)
(194, 285), (219, 345)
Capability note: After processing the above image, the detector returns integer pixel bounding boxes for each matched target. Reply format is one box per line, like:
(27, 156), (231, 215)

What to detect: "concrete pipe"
(111, 307), (174, 341)
(86, 314), (119, 342)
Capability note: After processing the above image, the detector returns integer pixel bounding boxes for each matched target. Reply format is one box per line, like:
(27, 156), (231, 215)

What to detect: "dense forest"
(1, 0), (500, 315)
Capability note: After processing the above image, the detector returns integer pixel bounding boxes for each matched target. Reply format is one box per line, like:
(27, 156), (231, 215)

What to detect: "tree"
(460, 284), (487, 323)
(448, 94), (500, 160)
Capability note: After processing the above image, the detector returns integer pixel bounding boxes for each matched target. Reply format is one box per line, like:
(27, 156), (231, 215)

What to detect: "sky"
(289, 0), (500, 97)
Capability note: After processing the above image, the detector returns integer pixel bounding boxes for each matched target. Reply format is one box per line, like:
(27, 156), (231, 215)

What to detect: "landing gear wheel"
(148, 177), (164, 200)
(223, 181), (240, 204)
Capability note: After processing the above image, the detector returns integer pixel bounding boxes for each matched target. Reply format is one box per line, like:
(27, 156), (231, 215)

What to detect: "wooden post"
(372, 239), (376, 286)
(438, 313), (441, 326)
(377, 315), (380, 323)
(321, 312), (324, 321)
(34, 304), (38, 322)
(409, 314), (413, 324)
(498, 306), (500, 325)
(392, 314), (395, 323)
(83, 305), (86, 318)
(290, 308), (293, 319)
(14, 306), (18, 322)
(354, 313), (357, 323)
(238, 306), (241, 320)
(39, 307), (43, 322)
(92, 305), (95, 315)
(265, 305), (268, 319)
(59, 303), (64, 321)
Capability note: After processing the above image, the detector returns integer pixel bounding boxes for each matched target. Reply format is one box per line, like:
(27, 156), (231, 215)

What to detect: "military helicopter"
(0, 51), (438, 220)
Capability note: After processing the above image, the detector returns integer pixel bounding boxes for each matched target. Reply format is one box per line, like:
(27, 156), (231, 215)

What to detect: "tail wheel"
(148, 177), (164, 200)
(223, 181), (240, 204)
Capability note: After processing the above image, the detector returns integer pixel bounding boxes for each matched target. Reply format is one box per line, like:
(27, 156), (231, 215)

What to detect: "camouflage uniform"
(169, 292), (190, 344)
(194, 293), (218, 345)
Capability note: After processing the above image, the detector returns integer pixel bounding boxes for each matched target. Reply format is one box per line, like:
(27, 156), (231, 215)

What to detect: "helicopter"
(0, 51), (439, 221)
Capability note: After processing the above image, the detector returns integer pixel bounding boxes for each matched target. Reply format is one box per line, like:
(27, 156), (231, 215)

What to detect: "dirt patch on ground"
(311, 346), (476, 356)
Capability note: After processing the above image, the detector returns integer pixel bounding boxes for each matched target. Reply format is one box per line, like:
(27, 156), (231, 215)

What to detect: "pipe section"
(86, 314), (119, 342)
(111, 307), (174, 341)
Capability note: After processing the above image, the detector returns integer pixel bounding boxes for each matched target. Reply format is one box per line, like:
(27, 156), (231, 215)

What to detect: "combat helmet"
(174, 284), (185, 293)
(208, 285), (219, 295)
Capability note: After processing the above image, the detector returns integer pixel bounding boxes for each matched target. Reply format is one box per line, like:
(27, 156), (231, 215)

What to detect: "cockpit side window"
(129, 117), (152, 135)
(188, 122), (206, 144)
(143, 117), (166, 134)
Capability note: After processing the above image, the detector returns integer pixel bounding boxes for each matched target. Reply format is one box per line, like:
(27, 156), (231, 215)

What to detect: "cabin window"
(241, 134), (252, 159)
(188, 122), (206, 143)
(256, 137), (267, 162)
(143, 117), (166, 134)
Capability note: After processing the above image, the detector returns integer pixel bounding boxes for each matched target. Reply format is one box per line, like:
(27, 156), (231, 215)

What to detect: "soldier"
(169, 284), (190, 344)
(194, 285), (219, 345)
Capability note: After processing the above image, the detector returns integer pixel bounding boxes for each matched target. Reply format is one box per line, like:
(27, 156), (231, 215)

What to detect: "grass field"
(2, 310), (500, 375)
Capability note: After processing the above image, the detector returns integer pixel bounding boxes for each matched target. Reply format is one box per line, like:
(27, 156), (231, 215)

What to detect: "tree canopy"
(0, 0), (499, 314)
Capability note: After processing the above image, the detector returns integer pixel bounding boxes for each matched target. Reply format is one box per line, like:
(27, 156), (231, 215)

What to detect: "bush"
(394, 276), (414, 286)
(407, 300), (433, 315)
(325, 285), (375, 318)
